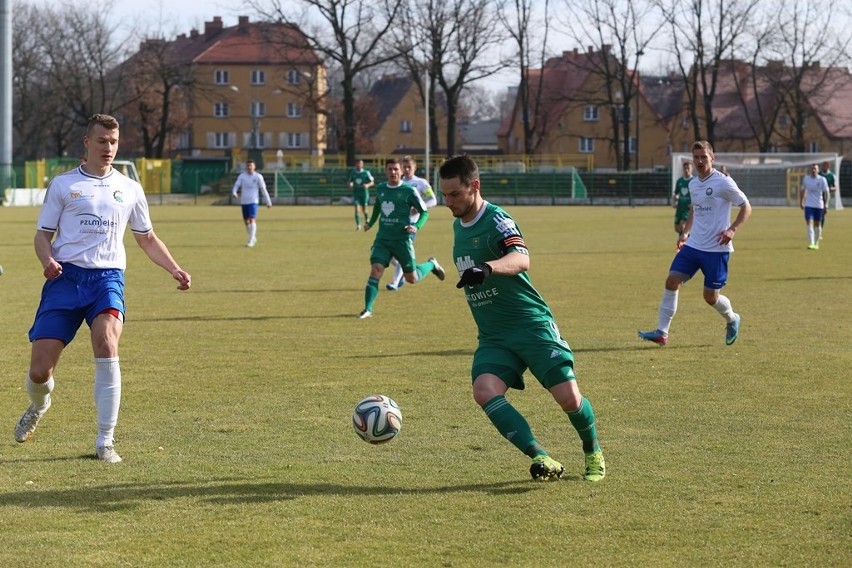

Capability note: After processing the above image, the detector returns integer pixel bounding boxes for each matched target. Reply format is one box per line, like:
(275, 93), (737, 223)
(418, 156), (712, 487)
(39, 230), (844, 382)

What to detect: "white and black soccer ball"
(352, 395), (402, 444)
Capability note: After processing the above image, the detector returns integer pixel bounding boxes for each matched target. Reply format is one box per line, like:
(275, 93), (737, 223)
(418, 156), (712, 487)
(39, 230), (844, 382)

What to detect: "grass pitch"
(0, 203), (849, 567)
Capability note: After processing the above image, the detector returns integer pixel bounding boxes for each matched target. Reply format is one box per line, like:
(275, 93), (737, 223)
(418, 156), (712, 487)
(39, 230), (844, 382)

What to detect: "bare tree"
(657, 0), (761, 146)
(248, 0), (406, 166)
(498, 0), (551, 155)
(561, 0), (661, 170)
(391, 0), (506, 157)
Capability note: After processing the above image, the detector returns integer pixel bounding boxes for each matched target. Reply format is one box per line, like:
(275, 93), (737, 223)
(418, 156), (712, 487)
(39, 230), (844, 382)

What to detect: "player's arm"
(799, 185), (805, 209)
(133, 231), (191, 290)
(259, 177), (273, 208)
(364, 172), (375, 189)
(34, 229), (62, 279)
(231, 175), (241, 199)
(363, 201), (381, 231)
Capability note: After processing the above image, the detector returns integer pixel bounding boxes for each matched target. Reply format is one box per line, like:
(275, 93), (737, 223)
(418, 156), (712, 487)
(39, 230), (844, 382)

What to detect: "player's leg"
(361, 244), (389, 317)
(697, 252), (740, 345)
(640, 248), (696, 345)
(16, 275), (83, 443)
(804, 208), (816, 248)
(814, 209), (824, 244)
(387, 257), (404, 290)
(473, 345), (562, 481)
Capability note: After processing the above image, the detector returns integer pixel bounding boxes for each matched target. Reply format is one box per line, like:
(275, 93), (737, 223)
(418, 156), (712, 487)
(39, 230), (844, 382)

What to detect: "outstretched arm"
(133, 231), (191, 290)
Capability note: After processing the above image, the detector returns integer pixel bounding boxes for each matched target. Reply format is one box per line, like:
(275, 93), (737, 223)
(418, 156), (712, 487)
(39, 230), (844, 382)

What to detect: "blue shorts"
(669, 245), (729, 290)
(29, 263), (126, 345)
(804, 207), (825, 223)
(241, 203), (259, 220)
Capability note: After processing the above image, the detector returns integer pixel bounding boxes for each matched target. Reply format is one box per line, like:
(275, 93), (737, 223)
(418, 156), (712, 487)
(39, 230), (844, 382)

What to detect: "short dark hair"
(439, 154), (479, 186)
(87, 114), (119, 135)
(385, 158), (401, 167)
(692, 140), (714, 156)
(246, 160), (256, 166)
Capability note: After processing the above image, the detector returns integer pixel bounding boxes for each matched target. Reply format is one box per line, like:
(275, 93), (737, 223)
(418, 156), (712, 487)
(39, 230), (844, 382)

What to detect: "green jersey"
(674, 176), (692, 209)
(819, 170), (836, 191)
(369, 182), (428, 241)
(349, 169), (374, 192)
(453, 202), (553, 335)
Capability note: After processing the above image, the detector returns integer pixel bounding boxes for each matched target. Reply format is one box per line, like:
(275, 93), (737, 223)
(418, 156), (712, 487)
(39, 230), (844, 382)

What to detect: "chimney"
(238, 16), (249, 27)
(190, 29), (198, 38)
(205, 16), (224, 38)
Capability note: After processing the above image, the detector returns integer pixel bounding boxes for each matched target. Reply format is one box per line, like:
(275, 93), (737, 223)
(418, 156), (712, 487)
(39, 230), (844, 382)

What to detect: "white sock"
(712, 294), (736, 323)
(26, 375), (54, 409)
(94, 357), (121, 448)
(657, 289), (678, 334)
(246, 224), (251, 236)
(249, 223), (257, 240)
(391, 261), (403, 286)
(807, 225), (814, 245)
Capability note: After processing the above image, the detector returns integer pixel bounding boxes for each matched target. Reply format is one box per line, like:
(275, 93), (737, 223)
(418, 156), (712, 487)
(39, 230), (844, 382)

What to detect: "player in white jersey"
(386, 156), (438, 291)
(13, 114), (192, 463)
(639, 140), (751, 346)
(799, 164), (829, 250)
(232, 160), (273, 247)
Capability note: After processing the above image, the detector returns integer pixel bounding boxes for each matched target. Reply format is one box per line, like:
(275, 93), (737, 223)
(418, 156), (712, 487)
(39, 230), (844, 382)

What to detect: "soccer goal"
(671, 152), (844, 208)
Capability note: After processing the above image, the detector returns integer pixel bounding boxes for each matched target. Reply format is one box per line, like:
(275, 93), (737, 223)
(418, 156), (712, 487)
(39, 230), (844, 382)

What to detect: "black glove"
(456, 263), (493, 288)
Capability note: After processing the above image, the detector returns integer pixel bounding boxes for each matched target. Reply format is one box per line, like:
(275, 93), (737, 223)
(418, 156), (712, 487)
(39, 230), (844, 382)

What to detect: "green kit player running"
(358, 158), (445, 318)
(673, 160), (694, 239)
(438, 155), (605, 482)
(349, 159), (375, 230)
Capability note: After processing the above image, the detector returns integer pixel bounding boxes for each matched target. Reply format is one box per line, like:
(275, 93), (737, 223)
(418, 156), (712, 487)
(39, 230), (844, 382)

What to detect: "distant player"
(348, 159), (375, 230)
(387, 155), (438, 291)
(800, 163), (829, 250)
(639, 141), (751, 346)
(231, 160), (272, 247)
(672, 161), (694, 238)
(439, 154), (605, 482)
(818, 161), (836, 237)
(358, 158), (445, 319)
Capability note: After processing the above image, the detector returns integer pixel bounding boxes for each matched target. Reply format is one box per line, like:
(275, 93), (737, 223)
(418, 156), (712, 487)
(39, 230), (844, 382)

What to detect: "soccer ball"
(352, 395), (402, 444)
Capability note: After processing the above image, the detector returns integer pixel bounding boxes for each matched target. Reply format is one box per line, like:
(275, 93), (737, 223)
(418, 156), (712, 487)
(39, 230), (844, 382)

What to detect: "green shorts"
(674, 206), (690, 224)
(370, 237), (416, 271)
(472, 320), (575, 390)
(353, 189), (369, 206)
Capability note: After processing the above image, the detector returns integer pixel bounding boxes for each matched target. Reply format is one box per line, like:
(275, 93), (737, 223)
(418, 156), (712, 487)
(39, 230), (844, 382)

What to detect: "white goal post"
(671, 152), (844, 208)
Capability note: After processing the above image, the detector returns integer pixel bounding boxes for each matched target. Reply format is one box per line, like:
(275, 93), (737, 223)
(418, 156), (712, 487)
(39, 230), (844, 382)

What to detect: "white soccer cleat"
(14, 398), (51, 443)
(357, 310), (372, 319)
(246, 238), (257, 248)
(96, 445), (123, 464)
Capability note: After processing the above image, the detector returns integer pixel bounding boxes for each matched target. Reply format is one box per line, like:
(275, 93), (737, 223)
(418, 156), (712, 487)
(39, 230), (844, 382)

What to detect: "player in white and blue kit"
(13, 114), (192, 463)
(799, 164), (829, 250)
(232, 159), (273, 247)
(386, 156), (438, 291)
(639, 141), (752, 346)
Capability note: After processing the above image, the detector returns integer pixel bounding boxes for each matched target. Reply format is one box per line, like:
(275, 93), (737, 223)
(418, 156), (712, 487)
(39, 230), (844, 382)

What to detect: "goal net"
(671, 152), (844, 208)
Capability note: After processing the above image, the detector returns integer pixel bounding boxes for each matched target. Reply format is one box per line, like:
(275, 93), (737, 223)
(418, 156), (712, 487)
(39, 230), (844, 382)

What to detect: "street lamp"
(230, 84), (262, 167)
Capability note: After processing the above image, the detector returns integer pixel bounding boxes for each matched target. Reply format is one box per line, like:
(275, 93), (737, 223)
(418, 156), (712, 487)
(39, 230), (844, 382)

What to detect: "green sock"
(481, 395), (544, 457)
(566, 397), (600, 453)
(414, 259), (435, 281)
(364, 276), (379, 311)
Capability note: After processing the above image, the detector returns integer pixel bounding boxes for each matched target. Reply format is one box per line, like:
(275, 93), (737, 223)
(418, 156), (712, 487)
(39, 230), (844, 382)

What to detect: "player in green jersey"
(348, 159), (375, 230)
(818, 161), (837, 237)
(673, 161), (694, 239)
(438, 155), (605, 482)
(358, 158), (445, 318)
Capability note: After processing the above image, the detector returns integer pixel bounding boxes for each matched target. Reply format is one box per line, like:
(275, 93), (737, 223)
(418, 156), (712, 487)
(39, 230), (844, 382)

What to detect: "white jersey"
(685, 169), (749, 253)
(801, 175), (829, 208)
(402, 174), (437, 222)
(232, 171), (271, 205)
(36, 166), (153, 270)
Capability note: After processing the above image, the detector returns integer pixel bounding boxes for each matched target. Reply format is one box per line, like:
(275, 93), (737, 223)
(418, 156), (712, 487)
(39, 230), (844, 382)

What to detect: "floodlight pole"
(0, 0), (13, 190)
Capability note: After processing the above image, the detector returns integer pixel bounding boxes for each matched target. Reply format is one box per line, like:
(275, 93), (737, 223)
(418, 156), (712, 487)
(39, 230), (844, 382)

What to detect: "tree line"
(10, 0), (851, 167)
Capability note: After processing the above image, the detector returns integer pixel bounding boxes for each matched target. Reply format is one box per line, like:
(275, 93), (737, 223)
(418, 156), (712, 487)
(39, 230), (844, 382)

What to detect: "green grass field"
(0, 203), (849, 567)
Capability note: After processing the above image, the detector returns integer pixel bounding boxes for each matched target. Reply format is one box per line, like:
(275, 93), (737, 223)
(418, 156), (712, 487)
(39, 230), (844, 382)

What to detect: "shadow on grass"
(766, 275), (852, 281)
(133, 313), (359, 323)
(0, 478), (542, 512)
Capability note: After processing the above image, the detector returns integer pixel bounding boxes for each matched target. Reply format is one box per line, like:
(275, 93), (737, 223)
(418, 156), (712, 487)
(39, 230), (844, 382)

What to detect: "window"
(287, 102), (302, 118)
(628, 136), (637, 154)
(583, 106), (599, 121)
(400, 120), (412, 133)
(251, 101), (265, 117)
(809, 141), (820, 153)
(214, 69), (229, 85)
(286, 132), (303, 148)
(177, 132), (190, 150)
(213, 132), (231, 148)
(214, 102), (229, 117)
(579, 137), (594, 153)
(245, 131), (266, 149)
(622, 106), (632, 122)
(779, 114), (789, 128)
(287, 70), (302, 85)
(250, 69), (266, 85)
